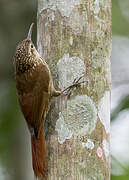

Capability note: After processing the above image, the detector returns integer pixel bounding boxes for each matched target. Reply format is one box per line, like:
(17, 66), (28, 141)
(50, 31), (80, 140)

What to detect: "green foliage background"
(0, 0), (37, 179)
(111, 0), (129, 179)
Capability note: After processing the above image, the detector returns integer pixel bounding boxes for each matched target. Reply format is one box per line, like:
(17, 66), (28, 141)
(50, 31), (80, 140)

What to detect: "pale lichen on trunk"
(37, 0), (111, 179)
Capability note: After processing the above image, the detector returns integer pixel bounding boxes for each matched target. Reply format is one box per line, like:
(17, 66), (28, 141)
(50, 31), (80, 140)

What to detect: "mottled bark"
(37, 0), (111, 179)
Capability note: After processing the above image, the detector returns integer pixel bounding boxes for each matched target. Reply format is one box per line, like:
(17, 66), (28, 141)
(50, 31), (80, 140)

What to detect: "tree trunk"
(37, 0), (111, 179)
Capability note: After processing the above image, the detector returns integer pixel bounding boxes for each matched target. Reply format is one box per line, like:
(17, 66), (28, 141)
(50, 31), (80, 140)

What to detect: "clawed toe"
(61, 74), (86, 97)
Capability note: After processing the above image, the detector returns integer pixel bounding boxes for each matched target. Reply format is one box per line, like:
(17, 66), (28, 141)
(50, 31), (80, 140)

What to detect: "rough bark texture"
(37, 0), (111, 179)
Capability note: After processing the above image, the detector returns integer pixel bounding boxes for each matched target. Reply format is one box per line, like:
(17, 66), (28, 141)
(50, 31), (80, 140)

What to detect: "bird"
(13, 23), (85, 179)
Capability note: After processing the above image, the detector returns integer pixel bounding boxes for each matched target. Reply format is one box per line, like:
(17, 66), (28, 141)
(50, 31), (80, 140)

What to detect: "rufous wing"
(16, 61), (51, 132)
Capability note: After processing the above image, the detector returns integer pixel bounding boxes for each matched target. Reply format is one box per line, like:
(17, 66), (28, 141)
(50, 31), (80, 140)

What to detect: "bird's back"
(15, 57), (51, 133)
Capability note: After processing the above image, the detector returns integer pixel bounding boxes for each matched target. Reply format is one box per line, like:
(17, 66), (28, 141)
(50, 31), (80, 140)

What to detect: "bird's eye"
(31, 44), (34, 48)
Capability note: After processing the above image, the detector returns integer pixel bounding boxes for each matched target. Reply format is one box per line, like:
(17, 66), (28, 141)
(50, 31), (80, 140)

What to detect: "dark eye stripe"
(31, 44), (33, 48)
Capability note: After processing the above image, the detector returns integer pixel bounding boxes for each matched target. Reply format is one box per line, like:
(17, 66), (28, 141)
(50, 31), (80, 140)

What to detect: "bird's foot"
(61, 75), (86, 96)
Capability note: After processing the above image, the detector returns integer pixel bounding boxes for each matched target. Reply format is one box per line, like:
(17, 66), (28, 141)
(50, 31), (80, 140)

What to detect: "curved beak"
(27, 23), (34, 40)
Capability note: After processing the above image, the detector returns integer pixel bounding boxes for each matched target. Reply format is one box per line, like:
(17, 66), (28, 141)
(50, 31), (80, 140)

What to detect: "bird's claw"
(61, 74), (86, 96)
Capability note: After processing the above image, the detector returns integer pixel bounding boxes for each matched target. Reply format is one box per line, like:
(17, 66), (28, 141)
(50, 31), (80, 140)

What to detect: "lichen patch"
(90, 0), (100, 15)
(57, 54), (85, 89)
(69, 36), (73, 45)
(90, 0), (108, 15)
(68, 7), (88, 35)
(98, 91), (110, 133)
(102, 139), (109, 161)
(57, 0), (81, 17)
(56, 95), (97, 144)
(82, 139), (95, 150)
(55, 112), (73, 144)
(39, 0), (81, 17)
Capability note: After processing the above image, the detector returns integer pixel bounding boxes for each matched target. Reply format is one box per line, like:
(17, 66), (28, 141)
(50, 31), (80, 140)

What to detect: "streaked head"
(14, 23), (39, 74)
(15, 23), (37, 58)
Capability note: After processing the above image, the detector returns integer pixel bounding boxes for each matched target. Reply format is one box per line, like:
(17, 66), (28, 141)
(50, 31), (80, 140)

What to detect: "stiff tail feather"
(31, 126), (47, 178)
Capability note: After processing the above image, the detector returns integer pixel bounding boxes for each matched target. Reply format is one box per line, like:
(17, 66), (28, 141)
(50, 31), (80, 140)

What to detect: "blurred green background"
(0, 0), (129, 179)
(0, 1), (37, 179)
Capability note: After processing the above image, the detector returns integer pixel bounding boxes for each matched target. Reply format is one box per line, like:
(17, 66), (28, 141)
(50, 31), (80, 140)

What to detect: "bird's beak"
(27, 23), (34, 40)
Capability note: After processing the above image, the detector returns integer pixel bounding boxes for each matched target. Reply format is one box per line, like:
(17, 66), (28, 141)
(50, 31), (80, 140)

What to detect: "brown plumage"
(13, 23), (61, 178)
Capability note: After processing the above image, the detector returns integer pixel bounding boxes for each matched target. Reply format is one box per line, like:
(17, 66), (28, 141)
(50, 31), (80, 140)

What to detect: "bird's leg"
(52, 75), (87, 98)
(61, 75), (87, 96)
(51, 89), (61, 97)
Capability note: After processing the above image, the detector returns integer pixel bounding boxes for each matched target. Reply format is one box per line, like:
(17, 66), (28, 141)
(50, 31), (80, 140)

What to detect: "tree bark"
(37, 0), (111, 179)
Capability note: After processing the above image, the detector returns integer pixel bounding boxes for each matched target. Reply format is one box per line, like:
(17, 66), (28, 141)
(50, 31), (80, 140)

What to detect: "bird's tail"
(31, 126), (47, 178)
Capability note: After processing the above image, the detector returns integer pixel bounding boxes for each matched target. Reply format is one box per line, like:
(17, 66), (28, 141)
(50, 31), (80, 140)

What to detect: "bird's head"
(14, 23), (40, 74)
(15, 23), (37, 58)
